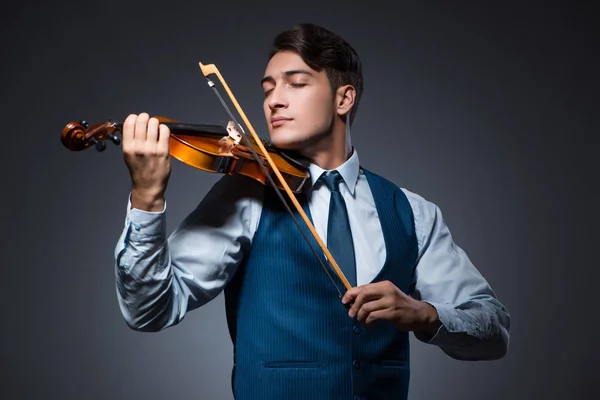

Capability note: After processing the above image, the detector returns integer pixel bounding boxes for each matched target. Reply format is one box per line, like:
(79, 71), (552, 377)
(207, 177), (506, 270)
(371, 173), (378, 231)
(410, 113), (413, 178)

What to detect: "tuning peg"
(91, 137), (106, 152)
(107, 133), (121, 145)
(80, 120), (89, 128)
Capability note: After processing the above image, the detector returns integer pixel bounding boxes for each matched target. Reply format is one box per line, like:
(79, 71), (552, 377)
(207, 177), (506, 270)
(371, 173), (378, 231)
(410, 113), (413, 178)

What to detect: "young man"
(114, 23), (510, 400)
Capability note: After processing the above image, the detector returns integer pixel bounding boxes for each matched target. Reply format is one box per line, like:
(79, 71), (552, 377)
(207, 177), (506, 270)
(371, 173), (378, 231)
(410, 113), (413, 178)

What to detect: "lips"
(271, 117), (292, 127)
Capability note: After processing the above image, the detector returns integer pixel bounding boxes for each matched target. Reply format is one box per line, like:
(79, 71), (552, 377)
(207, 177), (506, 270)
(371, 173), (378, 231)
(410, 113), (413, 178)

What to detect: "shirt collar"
(308, 147), (360, 195)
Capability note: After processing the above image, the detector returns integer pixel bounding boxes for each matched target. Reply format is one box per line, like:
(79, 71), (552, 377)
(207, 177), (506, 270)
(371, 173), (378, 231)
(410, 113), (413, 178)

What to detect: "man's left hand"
(341, 280), (441, 334)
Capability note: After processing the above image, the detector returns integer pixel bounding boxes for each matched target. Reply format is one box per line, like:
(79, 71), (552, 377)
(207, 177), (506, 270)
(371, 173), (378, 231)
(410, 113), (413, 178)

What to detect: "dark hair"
(269, 23), (363, 125)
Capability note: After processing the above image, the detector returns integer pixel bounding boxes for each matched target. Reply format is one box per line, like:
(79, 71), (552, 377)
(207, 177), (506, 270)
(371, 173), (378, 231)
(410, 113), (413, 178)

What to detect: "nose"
(267, 85), (288, 112)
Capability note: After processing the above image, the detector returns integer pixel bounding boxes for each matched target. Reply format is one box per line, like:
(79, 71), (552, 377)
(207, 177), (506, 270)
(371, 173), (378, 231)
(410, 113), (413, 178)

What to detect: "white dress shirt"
(114, 148), (510, 361)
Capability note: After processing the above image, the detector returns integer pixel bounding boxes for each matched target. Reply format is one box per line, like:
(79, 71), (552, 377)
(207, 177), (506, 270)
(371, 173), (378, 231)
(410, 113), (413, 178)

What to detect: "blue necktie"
(322, 170), (357, 288)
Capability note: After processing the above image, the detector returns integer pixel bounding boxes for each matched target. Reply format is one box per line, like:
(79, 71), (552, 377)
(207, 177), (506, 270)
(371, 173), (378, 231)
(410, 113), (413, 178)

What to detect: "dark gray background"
(1, 1), (597, 399)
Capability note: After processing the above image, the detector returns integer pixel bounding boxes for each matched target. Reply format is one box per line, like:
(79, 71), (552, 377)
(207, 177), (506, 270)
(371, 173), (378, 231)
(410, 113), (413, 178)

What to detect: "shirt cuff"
(126, 193), (167, 240)
(414, 301), (456, 344)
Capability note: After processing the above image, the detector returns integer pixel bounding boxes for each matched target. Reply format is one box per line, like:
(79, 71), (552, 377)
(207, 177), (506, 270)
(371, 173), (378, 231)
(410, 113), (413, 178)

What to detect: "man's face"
(261, 51), (336, 151)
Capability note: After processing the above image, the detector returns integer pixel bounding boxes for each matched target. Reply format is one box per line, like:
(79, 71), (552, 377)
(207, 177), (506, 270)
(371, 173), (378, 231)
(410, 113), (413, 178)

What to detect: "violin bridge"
(226, 120), (243, 145)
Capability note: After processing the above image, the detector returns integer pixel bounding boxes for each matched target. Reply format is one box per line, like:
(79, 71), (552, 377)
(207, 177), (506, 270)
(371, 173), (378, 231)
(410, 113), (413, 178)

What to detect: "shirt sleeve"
(113, 174), (264, 332)
(403, 189), (511, 361)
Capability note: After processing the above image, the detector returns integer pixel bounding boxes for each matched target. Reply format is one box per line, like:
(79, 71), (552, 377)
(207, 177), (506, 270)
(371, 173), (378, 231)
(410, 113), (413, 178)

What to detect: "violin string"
(203, 77), (344, 299)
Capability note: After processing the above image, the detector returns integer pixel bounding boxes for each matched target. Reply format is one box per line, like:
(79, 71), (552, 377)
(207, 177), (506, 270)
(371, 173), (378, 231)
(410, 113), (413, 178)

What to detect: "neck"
(301, 119), (353, 170)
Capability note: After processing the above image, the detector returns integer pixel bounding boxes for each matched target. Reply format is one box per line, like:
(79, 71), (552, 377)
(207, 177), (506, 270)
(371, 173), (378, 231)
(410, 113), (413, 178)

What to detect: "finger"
(364, 309), (393, 325)
(122, 114), (137, 149)
(341, 286), (361, 305)
(157, 123), (170, 157)
(358, 281), (404, 303)
(347, 289), (366, 317)
(349, 287), (383, 318)
(134, 112), (150, 143)
(146, 117), (159, 145)
(356, 298), (389, 323)
(373, 280), (396, 294)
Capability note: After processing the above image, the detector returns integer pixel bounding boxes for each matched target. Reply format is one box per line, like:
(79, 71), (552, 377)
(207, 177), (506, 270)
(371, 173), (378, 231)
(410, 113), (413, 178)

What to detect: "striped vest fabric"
(224, 168), (418, 399)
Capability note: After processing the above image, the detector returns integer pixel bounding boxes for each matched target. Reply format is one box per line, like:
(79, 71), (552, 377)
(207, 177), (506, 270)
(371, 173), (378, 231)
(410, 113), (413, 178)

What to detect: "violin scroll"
(61, 120), (121, 152)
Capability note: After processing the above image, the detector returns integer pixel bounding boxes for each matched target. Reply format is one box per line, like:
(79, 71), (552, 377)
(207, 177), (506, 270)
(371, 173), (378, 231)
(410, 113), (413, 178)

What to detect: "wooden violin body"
(61, 116), (310, 193)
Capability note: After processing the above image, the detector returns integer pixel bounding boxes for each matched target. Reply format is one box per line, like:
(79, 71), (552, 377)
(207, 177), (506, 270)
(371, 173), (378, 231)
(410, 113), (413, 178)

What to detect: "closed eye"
(264, 83), (305, 96)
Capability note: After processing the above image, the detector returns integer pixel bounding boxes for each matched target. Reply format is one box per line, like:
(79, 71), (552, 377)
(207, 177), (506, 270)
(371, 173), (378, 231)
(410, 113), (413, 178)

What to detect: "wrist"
(131, 187), (165, 212)
(418, 301), (441, 334)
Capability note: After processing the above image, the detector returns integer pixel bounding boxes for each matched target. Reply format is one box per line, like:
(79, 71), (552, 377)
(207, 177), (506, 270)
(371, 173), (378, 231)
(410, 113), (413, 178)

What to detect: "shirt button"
(353, 325), (361, 334)
(353, 360), (360, 369)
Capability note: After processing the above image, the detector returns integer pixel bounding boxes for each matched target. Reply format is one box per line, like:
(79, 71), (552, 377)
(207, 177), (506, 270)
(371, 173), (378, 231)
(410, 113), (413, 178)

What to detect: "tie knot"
(322, 170), (343, 192)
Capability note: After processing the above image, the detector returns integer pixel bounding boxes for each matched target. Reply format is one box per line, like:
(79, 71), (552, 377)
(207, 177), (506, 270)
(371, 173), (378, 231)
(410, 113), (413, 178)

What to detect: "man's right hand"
(122, 113), (171, 212)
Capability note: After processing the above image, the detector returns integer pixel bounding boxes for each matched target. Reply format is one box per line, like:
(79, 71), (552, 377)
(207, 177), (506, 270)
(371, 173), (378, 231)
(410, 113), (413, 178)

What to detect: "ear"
(335, 84), (356, 118)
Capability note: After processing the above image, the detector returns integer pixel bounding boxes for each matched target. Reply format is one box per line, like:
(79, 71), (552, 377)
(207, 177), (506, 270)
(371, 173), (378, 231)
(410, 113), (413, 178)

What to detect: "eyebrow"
(261, 69), (314, 86)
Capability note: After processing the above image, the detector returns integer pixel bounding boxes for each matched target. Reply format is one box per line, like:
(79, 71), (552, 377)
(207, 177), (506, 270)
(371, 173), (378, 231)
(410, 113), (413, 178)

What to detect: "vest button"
(353, 360), (360, 369)
(353, 325), (361, 334)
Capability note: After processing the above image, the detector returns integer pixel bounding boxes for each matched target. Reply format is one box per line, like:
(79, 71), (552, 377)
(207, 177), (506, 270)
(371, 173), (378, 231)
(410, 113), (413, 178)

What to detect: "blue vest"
(224, 168), (418, 399)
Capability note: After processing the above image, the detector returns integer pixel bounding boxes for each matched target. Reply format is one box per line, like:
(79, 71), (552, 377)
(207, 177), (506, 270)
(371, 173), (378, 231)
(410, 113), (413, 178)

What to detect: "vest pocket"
(263, 361), (322, 369)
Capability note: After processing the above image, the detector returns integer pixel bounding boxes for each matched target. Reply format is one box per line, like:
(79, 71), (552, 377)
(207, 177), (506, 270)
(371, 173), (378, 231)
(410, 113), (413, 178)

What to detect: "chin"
(269, 129), (304, 151)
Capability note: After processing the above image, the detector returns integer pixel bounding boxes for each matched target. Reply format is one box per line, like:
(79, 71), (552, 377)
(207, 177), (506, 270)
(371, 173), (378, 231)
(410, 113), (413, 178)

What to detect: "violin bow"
(198, 62), (352, 297)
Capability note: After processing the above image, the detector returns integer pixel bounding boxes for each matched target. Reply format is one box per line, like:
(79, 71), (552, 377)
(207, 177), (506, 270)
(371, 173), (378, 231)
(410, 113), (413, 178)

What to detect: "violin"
(61, 61), (352, 298)
(61, 117), (310, 193)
